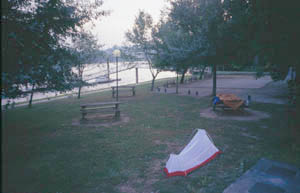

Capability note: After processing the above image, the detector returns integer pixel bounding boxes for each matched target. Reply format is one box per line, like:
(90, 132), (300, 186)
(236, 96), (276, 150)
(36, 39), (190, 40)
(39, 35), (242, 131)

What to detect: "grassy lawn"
(2, 80), (300, 193)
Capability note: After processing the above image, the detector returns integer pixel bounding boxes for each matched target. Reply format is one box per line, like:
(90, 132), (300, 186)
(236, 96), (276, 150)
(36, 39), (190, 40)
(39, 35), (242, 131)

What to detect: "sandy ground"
(156, 74), (289, 121)
(157, 75), (289, 105)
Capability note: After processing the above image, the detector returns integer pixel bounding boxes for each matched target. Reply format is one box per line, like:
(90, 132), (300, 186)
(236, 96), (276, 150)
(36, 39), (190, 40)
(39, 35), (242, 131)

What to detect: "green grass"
(2, 81), (300, 193)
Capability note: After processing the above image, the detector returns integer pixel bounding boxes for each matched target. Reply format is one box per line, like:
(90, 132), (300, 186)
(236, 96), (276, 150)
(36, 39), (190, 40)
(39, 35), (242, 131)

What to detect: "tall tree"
(71, 31), (103, 99)
(155, 0), (228, 95)
(1, 0), (107, 105)
(125, 11), (161, 91)
(152, 19), (199, 84)
(222, 0), (300, 104)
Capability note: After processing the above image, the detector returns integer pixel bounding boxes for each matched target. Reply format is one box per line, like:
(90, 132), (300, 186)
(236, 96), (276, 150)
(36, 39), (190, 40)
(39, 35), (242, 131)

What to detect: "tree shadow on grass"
(200, 108), (270, 121)
(71, 113), (130, 127)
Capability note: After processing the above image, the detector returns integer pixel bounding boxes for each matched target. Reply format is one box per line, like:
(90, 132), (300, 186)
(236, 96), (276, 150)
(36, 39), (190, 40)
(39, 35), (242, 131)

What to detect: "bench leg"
(133, 89), (135, 96)
(82, 112), (87, 120)
(112, 90), (115, 98)
(115, 110), (120, 118)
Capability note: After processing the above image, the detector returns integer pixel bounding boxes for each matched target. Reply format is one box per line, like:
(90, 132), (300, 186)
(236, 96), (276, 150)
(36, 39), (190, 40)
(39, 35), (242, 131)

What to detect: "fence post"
(135, 67), (139, 84)
(107, 58), (110, 79)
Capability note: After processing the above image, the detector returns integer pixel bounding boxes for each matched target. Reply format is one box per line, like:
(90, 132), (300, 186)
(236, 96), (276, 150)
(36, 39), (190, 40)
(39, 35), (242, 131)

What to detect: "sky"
(90, 0), (168, 48)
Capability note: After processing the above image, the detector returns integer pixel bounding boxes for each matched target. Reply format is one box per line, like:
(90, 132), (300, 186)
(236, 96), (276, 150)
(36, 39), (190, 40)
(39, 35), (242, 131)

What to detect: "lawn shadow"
(200, 107), (270, 121)
(71, 113), (130, 127)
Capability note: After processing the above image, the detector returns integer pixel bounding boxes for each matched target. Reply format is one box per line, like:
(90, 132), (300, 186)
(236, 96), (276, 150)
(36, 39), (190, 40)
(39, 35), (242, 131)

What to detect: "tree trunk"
(78, 65), (83, 99)
(176, 72), (179, 94)
(212, 64), (217, 96)
(150, 71), (159, 91)
(28, 83), (35, 108)
(107, 58), (110, 79)
(150, 78), (154, 91)
(199, 65), (207, 79)
(116, 57), (119, 101)
(77, 85), (82, 99)
(296, 64), (300, 117)
(180, 68), (188, 84)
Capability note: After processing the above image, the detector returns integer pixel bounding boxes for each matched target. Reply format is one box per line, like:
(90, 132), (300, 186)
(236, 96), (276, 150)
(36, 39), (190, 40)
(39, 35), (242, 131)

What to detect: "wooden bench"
(80, 101), (122, 120)
(212, 101), (249, 111)
(112, 86), (135, 98)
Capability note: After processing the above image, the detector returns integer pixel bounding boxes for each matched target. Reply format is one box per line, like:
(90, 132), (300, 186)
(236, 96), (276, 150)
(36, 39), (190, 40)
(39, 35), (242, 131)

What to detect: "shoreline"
(1, 76), (176, 109)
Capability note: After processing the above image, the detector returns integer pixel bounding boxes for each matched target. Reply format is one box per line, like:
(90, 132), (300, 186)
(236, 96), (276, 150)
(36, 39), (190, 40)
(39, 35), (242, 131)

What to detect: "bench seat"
(81, 107), (118, 112)
(80, 101), (122, 120)
(112, 86), (135, 98)
(213, 102), (249, 111)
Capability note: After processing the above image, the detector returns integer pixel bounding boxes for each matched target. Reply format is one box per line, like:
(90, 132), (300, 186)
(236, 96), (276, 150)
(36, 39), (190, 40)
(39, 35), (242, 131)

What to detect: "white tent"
(164, 129), (221, 177)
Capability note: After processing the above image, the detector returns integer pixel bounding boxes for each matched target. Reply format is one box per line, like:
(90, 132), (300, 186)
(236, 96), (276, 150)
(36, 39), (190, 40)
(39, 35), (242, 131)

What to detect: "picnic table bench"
(213, 101), (249, 111)
(212, 94), (250, 111)
(80, 101), (122, 120)
(112, 86), (135, 98)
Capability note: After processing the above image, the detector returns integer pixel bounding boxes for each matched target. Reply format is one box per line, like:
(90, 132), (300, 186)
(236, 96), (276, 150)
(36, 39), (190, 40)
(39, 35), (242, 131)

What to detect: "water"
(2, 62), (176, 105)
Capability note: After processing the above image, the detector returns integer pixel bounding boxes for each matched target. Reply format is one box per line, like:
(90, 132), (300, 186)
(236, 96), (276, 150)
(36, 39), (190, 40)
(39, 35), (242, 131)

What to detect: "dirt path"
(157, 75), (289, 104)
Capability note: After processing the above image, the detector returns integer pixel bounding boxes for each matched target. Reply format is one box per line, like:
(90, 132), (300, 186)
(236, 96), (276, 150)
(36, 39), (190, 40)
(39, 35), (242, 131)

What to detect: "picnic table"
(80, 101), (122, 120)
(112, 86), (136, 98)
(213, 94), (246, 111)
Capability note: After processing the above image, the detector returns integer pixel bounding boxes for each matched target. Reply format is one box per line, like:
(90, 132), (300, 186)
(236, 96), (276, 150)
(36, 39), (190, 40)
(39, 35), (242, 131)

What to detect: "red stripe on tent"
(164, 151), (222, 177)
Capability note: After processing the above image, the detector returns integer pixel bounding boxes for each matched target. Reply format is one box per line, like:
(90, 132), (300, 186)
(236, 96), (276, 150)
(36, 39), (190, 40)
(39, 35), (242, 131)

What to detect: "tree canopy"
(126, 11), (162, 91)
(70, 30), (103, 98)
(1, 0), (107, 98)
(150, 0), (299, 95)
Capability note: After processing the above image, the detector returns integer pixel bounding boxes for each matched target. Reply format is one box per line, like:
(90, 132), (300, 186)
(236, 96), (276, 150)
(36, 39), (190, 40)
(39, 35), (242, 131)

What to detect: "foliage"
(70, 30), (103, 98)
(223, 0), (300, 78)
(153, 0), (299, 96)
(125, 11), (162, 91)
(222, 0), (299, 103)
(152, 20), (196, 72)
(155, 0), (300, 77)
(1, 0), (106, 98)
(153, 0), (227, 90)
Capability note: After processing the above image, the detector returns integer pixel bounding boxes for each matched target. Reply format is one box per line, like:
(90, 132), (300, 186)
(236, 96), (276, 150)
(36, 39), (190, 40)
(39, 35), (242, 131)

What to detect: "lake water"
(2, 62), (176, 105)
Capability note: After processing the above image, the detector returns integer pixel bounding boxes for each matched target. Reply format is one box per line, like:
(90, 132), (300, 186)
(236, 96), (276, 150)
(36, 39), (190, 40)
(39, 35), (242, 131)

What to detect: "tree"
(152, 19), (197, 84)
(154, 0), (228, 96)
(71, 31), (103, 99)
(222, 0), (300, 104)
(125, 11), (161, 91)
(1, 0), (107, 106)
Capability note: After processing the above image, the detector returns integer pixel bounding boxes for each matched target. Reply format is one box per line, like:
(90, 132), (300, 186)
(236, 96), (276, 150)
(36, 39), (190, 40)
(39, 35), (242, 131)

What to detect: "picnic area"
(2, 75), (299, 193)
(3, 0), (299, 192)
